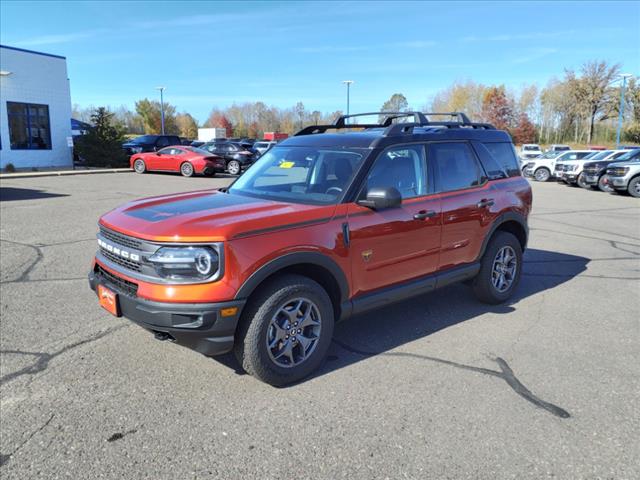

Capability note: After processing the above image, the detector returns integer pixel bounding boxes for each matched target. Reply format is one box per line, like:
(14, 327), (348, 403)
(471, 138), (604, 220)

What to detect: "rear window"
(477, 142), (521, 178)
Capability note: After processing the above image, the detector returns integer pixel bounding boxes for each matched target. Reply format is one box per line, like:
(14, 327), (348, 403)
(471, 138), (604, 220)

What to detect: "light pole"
(616, 74), (632, 148)
(342, 80), (354, 118)
(156, 86), (166, 135)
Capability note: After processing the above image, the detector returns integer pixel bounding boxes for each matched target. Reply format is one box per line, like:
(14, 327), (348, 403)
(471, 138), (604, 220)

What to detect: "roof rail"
(422, 112), (472, 125)
(294, 111), (494, 136)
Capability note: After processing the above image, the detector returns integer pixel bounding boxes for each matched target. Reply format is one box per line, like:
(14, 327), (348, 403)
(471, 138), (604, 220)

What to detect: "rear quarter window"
(474, 142), (521, 178)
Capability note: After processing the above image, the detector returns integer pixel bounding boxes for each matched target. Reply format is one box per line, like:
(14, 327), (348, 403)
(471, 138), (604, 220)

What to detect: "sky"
(1, 0), (639, 124)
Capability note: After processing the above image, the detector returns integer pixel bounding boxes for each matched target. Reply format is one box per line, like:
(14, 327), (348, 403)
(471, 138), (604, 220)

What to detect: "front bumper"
(564, 173), (579, 183)
(89, 268), (245, 356)
(607, 175), (629, 189)
(583, 173), (600, 185)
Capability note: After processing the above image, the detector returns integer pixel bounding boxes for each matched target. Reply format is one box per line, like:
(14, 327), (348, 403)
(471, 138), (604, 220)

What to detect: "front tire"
(598, 175), (613, 193)
(180, 162), (194, 177)
(628, 177), (640, 198)
(534, 168), (550, 182)
(133, 158), (146, 174)
(234, 275), (334, 387)
(473, 231), (522, 304)
(227, 160), (241, 175)
(577, 173), (589, 189)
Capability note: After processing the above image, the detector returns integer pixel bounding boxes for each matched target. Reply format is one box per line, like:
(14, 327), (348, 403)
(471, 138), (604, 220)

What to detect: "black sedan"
(200, 142), (256, 175)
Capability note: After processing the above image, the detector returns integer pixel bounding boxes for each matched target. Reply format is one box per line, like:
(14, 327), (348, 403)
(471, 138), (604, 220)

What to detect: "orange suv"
(89, 112), (532, 386)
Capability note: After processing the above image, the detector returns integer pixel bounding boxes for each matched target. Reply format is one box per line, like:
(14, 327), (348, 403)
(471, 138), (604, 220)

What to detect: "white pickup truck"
(523, 150), (593, 182)
(519, 144), (543, 160)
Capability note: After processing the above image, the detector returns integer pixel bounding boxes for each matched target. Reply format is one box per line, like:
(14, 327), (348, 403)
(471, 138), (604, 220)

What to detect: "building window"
(7, 102), (52, 150)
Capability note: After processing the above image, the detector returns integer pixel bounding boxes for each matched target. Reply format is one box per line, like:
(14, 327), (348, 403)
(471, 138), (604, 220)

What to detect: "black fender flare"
(477, 211), (529, 261)
(234, 251), (350, 310)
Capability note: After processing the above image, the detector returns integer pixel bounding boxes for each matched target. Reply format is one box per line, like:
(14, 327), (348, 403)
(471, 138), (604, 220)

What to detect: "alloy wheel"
(228, 160), (241, 175)
(266, 298), (322, 368)
(534, 169), (549, 182)
(134, 159), (145, 173)
(491, 246), (518, 293)
(181, 162), (194, 177)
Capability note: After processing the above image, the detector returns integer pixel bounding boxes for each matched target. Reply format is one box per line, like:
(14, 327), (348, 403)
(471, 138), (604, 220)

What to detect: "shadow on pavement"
(213, 248), (588, 418)
(0, 187), (69, 202)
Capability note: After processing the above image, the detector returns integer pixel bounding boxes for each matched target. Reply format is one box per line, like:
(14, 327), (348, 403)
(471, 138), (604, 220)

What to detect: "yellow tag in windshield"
(279, 161), (295, 169)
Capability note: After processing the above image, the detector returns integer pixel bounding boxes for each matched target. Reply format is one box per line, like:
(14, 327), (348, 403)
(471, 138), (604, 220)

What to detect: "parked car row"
(522, 147), (640, 197)
(124, 134), (276, 177)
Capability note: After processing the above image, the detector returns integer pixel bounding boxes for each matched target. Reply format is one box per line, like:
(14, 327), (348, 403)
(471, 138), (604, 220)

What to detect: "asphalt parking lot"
(1, 172), (639, 479)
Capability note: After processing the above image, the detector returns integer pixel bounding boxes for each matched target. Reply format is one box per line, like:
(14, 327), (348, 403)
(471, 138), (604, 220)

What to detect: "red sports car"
(130, 146), (225, 177)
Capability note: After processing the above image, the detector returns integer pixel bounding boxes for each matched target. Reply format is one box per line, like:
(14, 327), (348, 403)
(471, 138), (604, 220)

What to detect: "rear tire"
(180, 162), (194, 177)
(227, 160), (241, 175)
(628, 177), (640, 198)
(234, 274), (334, 387)
(534, 168), (550, 182)
(472, 231), (522, 304)
(133, 159), (146, 174)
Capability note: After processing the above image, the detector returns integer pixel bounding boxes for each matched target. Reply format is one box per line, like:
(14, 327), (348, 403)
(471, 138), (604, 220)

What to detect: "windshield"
(229, 146), (367, 205)
(130, 135), (158, 144)
(614, 149), (640, 162)
(587, 150), (613, 160)
(539, 151), (562, 159)
(523, 145), (539, 151)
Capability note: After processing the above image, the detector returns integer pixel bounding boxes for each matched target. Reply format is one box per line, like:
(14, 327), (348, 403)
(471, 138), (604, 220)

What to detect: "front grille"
(100, 247), (142, 272)
(96, 265), (138, 297)
(554, 165), (564, 172)
(100, 226), (143, 250)
(583, 167), (599, 175)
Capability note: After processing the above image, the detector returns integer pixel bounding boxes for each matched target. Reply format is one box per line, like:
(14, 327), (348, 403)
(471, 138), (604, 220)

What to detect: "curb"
(0, 168), (132, 179)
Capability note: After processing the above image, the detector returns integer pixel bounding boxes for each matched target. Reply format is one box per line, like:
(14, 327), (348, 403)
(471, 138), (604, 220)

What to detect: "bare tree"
(565, 60), (621, 144)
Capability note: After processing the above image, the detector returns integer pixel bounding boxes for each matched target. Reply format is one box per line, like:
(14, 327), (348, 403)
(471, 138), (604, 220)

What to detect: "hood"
(99, 190), (335, 242)
(608, 160), (640, 169)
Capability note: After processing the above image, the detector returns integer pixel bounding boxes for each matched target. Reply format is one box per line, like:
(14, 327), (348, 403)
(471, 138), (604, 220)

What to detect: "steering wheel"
(325, 187), (343, 195)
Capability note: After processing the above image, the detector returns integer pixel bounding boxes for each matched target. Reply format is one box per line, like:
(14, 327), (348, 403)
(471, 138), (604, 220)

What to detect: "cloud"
(13, 31), (98, 47)
(462, 31), (575, 43)
(293, 45), (371, 53)
(512, 48), (558, 64)
(391, 40), (438, 48)
(294, 40), (437, 53)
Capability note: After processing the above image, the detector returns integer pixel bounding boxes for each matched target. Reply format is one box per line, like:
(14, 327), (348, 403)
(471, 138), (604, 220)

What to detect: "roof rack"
(294, 111), (495, 137)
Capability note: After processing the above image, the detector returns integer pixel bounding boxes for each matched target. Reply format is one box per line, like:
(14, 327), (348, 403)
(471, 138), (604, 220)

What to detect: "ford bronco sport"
(89, 112), (532, 386)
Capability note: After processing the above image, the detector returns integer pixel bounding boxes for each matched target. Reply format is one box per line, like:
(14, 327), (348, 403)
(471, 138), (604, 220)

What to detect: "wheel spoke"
(296, 333), (313, 354)
(298, 307), (319, 329)
(274, 341), (295, 365)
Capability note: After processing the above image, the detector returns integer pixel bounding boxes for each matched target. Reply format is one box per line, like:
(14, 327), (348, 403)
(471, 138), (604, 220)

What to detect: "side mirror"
(356, 187), (402, 210)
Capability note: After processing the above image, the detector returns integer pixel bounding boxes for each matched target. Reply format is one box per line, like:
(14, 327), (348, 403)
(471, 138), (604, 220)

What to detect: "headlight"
(131, 146), (143, 153)
(148, 246), (219, 280)
(568, 165), (578, 171)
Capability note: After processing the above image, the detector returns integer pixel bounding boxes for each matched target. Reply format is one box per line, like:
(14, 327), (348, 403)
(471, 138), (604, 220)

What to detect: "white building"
(0, 45), (73, 170)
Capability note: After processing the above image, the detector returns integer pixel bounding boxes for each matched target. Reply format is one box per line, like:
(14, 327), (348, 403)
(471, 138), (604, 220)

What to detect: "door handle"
(477, 198), (495, 208)
(414, 210), (437, 220)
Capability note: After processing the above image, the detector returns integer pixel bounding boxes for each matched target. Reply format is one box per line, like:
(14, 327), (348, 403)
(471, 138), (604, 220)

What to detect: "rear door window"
(429, 142), (486, 192)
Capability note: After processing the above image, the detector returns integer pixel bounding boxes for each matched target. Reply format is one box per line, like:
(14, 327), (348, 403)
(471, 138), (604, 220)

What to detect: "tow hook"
(153, 331), (174, 342)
